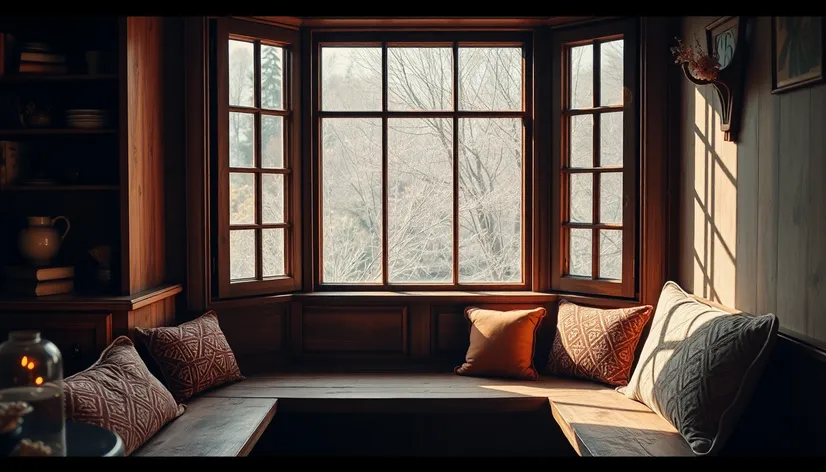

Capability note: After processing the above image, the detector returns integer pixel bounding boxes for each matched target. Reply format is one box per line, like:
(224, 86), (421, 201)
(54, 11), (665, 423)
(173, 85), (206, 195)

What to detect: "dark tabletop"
(66, 421), (125, 457)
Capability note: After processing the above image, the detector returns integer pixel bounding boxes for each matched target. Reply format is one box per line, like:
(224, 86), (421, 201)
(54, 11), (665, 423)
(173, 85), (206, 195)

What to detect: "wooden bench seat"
(133, 396), (277, 457)
(200, 372), (694, 457)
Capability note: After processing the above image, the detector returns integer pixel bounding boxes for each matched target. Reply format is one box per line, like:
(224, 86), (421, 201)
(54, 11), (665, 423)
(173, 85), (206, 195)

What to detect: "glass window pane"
(321, 47), (382, 111)
(261, 44), (284, 110)
(600, 39), (624, 107)
(388, 118), (453, 283)
(229, 112), (255, 168)
(599, 230), (622, 280)
(229, 173), (255, 225)
(388, 48), (452, 111)
(263, 228), (285, 277)
(570, 173), (592, 223)
(459, 47), (522, 111)
(228, 40), (254, 108)
(458, 118), (522, 283)
(570, 115), (593, 168)
(322, 118), (382, 283)
(261, 115), (284, 169)
(262, 174), (284, 224)
(230, 230), (256, 281)
(570, 44), (593, 109)
(569, 228), (592, 277)
(600, 111), (623, 167)
(600, 172), (623, 224)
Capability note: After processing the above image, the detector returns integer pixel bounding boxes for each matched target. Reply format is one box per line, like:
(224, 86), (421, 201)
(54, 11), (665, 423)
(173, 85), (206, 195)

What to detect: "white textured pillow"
(624, 281), (778, 455)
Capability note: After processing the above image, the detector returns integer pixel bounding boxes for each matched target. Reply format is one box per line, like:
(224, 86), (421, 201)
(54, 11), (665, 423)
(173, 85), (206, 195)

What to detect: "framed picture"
(706, 16), (743, 71)
(772, 17), (824, 93)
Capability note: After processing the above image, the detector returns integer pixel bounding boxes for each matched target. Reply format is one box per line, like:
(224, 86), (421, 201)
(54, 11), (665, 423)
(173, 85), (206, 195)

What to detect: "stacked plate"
(66, 109), (108, 129)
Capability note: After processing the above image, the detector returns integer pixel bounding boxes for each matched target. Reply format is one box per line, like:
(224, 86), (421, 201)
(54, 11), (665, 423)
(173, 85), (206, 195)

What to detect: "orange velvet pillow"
(545, 299), (653, 387)
(454, 306), (547, 380)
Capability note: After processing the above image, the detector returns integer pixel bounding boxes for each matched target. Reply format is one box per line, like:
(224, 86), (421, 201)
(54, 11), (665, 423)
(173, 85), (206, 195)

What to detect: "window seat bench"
(133, 396), (277, 457)
(186, 372), (693, 457)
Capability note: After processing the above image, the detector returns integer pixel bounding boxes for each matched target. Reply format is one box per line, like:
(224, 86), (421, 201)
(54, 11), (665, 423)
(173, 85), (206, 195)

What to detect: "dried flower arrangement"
(0, 401), (32, 434)
(671, 35), (721, 82)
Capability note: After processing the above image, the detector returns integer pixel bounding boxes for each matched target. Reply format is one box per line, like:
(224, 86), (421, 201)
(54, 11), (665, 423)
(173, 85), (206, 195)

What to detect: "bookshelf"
(0, 16), (180, 374)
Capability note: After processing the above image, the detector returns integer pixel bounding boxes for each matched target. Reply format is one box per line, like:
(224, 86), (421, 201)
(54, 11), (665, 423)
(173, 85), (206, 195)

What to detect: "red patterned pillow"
(545, 299), (653, 387)
(135, 311), (244, 403)
(64, 336), (184, 456)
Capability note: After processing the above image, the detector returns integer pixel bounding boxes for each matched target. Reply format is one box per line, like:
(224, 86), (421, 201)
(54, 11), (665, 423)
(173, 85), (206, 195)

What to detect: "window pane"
(322, 118), (382, 283)
(600, 111), (623, 167)
(458, 118), (522, 283)
(388, 118), (453, 283)
(570, 115), (593, 168)
(261, 44), (284, 110)
(262, 174), (284, 224)
(459, 47), (522, 111)
(569, 228), (592, 277)
(600, 39), (623, 107)
(263, 228), (285, 277)
(228, 40), (254, 108)
(599, 230), (622, 280)
(229, 112), (255, 168)
(570, 44), (593, 109)
(229, 173), (255, 225)
(321, 47), (382, 111)
(261, 115), (284, 169)
(388, 48), (452, 111)
(230, 230), (255, 281)
(570, 173), (592, 223)
(600, 172), (623, 224)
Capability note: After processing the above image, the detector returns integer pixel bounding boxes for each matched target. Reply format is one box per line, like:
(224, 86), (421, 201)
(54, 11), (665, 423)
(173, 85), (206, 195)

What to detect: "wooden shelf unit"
(0, 17), (178, 371)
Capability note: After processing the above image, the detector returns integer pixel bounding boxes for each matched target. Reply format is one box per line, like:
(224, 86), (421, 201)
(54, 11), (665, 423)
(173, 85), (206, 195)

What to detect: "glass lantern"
(0, 331), (66, 456)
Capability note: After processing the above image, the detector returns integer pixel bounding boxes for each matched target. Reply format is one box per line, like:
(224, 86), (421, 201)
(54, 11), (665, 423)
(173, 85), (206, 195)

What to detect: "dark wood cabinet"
(0, 312), (111, 375)
(0, 16), (181, 359)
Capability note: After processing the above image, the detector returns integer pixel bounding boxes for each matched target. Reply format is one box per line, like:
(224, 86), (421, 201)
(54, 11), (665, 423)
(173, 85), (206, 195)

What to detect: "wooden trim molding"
(0, 284), (183, 312)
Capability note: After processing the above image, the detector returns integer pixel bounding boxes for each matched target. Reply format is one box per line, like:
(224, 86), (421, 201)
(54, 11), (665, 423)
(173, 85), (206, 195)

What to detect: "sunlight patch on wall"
(691, 87), (738, 307)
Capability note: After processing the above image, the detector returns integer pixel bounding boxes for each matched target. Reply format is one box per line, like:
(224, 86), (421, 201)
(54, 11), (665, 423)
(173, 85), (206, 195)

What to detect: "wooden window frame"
(551, 19), (639, 298)
(213, 18), (303, 299)
(310, 31), (534, 292)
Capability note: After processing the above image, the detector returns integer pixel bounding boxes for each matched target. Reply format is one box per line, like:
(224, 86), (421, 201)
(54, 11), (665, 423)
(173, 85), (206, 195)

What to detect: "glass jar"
(0, 331), (66, 456)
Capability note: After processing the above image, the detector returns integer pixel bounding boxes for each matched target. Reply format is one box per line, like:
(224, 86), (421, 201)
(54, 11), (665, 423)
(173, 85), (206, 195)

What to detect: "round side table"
(66, 421), (125, 457)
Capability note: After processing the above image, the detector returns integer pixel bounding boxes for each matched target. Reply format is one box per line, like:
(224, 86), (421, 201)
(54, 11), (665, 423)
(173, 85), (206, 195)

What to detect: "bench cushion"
(133, 396), (276, 456)
(201, 372), (694, 456)
(624, 281), (779, 455)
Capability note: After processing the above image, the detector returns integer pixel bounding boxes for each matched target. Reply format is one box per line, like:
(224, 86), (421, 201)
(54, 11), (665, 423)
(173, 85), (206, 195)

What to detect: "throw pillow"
(454, 306), (546, 380)
(64, 336), (184, 456)
(624, 281), (779, 455)
(135, 311), (245, 403)
(545, 299), (653, 387)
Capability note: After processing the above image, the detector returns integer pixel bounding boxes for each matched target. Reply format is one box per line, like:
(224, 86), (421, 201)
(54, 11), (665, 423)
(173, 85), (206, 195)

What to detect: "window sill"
(294, 290), (640, 307)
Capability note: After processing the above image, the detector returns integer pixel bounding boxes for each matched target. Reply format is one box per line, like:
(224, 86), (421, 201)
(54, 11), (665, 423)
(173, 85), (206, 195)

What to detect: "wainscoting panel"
(302, 305), (408, 354)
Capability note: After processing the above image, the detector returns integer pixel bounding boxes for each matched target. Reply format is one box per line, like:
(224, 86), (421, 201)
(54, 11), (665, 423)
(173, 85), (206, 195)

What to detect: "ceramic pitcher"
(18, 216), (70, 266)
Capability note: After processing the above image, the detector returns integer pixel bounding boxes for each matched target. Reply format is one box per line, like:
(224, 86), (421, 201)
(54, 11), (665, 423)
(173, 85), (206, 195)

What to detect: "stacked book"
(3, 266), (74, 297)
(0, 140), (20, 187)
(17, 42), (66, 74)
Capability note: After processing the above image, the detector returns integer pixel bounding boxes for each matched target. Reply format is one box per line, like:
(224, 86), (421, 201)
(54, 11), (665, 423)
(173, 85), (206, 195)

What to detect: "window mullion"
(452, 42), (460, 286)
(381, 43), (389, 286)
(254, 40), (263, 281)
(591, 41), (601, 280)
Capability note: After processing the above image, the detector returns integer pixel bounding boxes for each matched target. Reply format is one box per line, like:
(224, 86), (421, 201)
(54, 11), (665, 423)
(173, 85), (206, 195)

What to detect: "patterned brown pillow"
(64, 336), (184, 456)
(135, 311), (244, 403)
(545, 299), (653, 387)
(455, 306), (547, 380)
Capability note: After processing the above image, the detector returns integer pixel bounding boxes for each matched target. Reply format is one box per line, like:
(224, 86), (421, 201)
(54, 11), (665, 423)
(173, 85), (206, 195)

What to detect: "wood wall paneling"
(123, 16), (167, 295)
(301, 305), (408, 354)
(676, 16), (826, 344)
